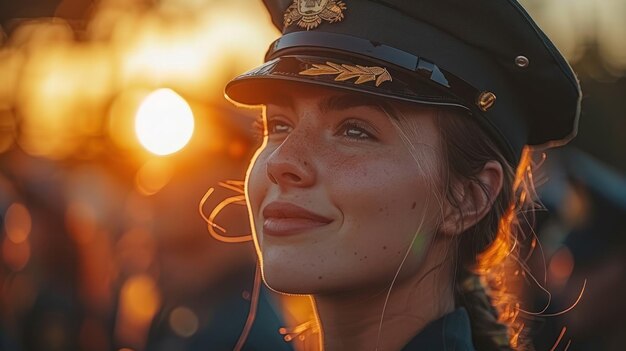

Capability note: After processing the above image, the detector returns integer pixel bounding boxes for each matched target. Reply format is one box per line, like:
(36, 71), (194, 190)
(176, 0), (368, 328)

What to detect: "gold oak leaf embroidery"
(299, 62), (393, 87)
(284, 0), (347, 30)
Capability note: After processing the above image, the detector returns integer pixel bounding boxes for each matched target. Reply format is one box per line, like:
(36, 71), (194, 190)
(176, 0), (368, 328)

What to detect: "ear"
(439, 161), (504, 236)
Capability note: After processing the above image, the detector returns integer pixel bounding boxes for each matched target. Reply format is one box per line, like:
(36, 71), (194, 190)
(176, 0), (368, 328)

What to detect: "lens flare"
(134, 88), (194, 156)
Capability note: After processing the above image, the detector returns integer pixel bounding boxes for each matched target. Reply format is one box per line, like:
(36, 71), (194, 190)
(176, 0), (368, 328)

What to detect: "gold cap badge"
(299, 61), (392, 87)
(284, 0), (347, 31)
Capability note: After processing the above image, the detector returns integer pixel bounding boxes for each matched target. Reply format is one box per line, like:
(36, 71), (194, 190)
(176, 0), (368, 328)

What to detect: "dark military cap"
(225, 0), (582, 162)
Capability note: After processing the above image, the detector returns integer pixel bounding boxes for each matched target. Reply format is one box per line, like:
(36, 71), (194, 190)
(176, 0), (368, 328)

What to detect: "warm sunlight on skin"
(134, 88), (194, 156)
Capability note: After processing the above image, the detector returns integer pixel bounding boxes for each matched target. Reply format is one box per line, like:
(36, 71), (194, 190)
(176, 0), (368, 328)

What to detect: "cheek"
(323, 151), (440, 282)
(243, 139), (443, 294)
(330, 150), (436, 227)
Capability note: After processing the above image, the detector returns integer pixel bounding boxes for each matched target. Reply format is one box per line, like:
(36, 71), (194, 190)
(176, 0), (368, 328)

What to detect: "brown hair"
(438, 107), (536, 351)
(380, 101), (538, 351)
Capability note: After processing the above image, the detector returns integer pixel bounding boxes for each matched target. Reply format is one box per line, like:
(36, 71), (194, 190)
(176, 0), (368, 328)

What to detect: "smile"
(261, 201), (333, 237)
(263, 217), (330, 237)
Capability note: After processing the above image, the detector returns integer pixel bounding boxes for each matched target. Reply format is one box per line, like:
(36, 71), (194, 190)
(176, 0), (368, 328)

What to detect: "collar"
(400, 307), (476, 351)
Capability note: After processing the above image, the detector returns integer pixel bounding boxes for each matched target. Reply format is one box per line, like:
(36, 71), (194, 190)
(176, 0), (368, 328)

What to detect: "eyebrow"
(266, 92), (385, 114)
(319, 94), (384, 114)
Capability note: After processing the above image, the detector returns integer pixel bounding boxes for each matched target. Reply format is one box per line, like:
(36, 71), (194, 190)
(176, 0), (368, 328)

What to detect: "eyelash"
(251, 115), (377, 142)
(251, 114), (266, 141)
(338, 120), (377, 141)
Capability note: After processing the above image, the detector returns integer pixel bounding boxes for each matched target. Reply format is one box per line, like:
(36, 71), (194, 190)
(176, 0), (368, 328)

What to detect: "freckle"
(383, 246), (387, 250)
(354, 251), (358, 255)
(363, 256), (368, 259)
(304, 161), (308, 166)
(411, 201), (416, 209)
(378, 207), (383, 212)
(318, 276), (322, 280)
(397, 251), (401, 254)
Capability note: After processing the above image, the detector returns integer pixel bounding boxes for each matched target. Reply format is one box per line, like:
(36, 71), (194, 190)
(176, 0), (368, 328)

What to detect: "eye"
(254, 116), (378, 141)
(251, 114), (265, 141)
(266, 117), (293, 136)
(251, 115), (293, 142)
(337, 120), (377, 141)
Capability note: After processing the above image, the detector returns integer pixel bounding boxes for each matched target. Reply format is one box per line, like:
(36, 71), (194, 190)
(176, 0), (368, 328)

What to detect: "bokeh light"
(549, 246), (575, 287)
(119, 275), (161, 324)
(115, 274), (161, 349)
(134, 88), (194, 156)
(135, 159), (172, 196)
(168, 306), (199, 338)
(4, 203), (32, 244)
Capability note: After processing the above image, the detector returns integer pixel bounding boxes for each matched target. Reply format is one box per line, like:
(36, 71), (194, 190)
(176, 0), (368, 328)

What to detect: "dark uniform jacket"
(401, 308), (475, 351)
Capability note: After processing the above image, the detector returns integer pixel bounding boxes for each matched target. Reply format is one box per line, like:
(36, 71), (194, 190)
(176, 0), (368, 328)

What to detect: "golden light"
(134, 88), (194, 156)
(4, 203), (32, 244)
(115, 274), (161, 349)
(119, 275), (160, 323)
(12, 19), (113, 159)
(135, 159), (172, 196)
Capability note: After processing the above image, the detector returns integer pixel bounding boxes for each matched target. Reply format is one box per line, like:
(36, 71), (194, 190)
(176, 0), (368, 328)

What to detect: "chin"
(260, 259), (332, 295)
(264, 282), (309, 296)
(262, 272), (313, 295)
(261, 265), (309, 295)
(261, 263), (376, 297)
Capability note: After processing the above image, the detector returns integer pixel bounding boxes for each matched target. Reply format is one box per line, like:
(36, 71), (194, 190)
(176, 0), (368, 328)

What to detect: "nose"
(266, 135), (316, 188)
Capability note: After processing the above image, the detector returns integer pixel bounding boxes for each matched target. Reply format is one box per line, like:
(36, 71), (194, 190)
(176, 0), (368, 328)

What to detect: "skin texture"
(244, 84), (503, 350)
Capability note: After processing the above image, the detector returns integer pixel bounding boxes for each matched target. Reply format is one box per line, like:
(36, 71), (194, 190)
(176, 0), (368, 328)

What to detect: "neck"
(312, 240), (456, 351)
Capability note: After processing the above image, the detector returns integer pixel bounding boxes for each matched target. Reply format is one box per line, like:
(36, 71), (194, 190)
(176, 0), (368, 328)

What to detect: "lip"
(262, 201), (332, 237)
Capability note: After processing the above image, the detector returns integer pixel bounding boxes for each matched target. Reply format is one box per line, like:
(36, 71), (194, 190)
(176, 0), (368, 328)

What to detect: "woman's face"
(245, 84), (445, 294)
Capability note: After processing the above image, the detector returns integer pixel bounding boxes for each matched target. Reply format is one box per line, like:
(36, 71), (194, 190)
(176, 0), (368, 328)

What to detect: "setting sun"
(134, 88), (194, 156)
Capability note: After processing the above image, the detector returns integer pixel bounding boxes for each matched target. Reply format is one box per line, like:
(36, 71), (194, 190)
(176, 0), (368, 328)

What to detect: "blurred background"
(0, 0), (624, 350)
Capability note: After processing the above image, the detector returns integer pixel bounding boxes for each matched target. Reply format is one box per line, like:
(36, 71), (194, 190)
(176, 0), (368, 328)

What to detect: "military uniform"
(400, 308), (475, 351)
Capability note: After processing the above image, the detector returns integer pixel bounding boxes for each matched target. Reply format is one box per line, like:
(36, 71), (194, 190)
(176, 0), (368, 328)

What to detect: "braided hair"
(438, 108), (538, 351)
(380, 101), (537, 351)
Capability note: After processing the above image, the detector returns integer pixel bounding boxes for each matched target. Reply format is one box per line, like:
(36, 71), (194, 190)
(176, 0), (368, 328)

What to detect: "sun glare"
(134, 88), (194, 156)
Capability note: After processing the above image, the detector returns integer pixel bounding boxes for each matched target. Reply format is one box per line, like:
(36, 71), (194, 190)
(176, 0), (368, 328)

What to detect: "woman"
(213, 0), (581, 350)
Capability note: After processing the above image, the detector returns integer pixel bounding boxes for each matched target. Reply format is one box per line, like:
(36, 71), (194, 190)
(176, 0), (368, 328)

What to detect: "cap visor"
(225, 54), (469, 110)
